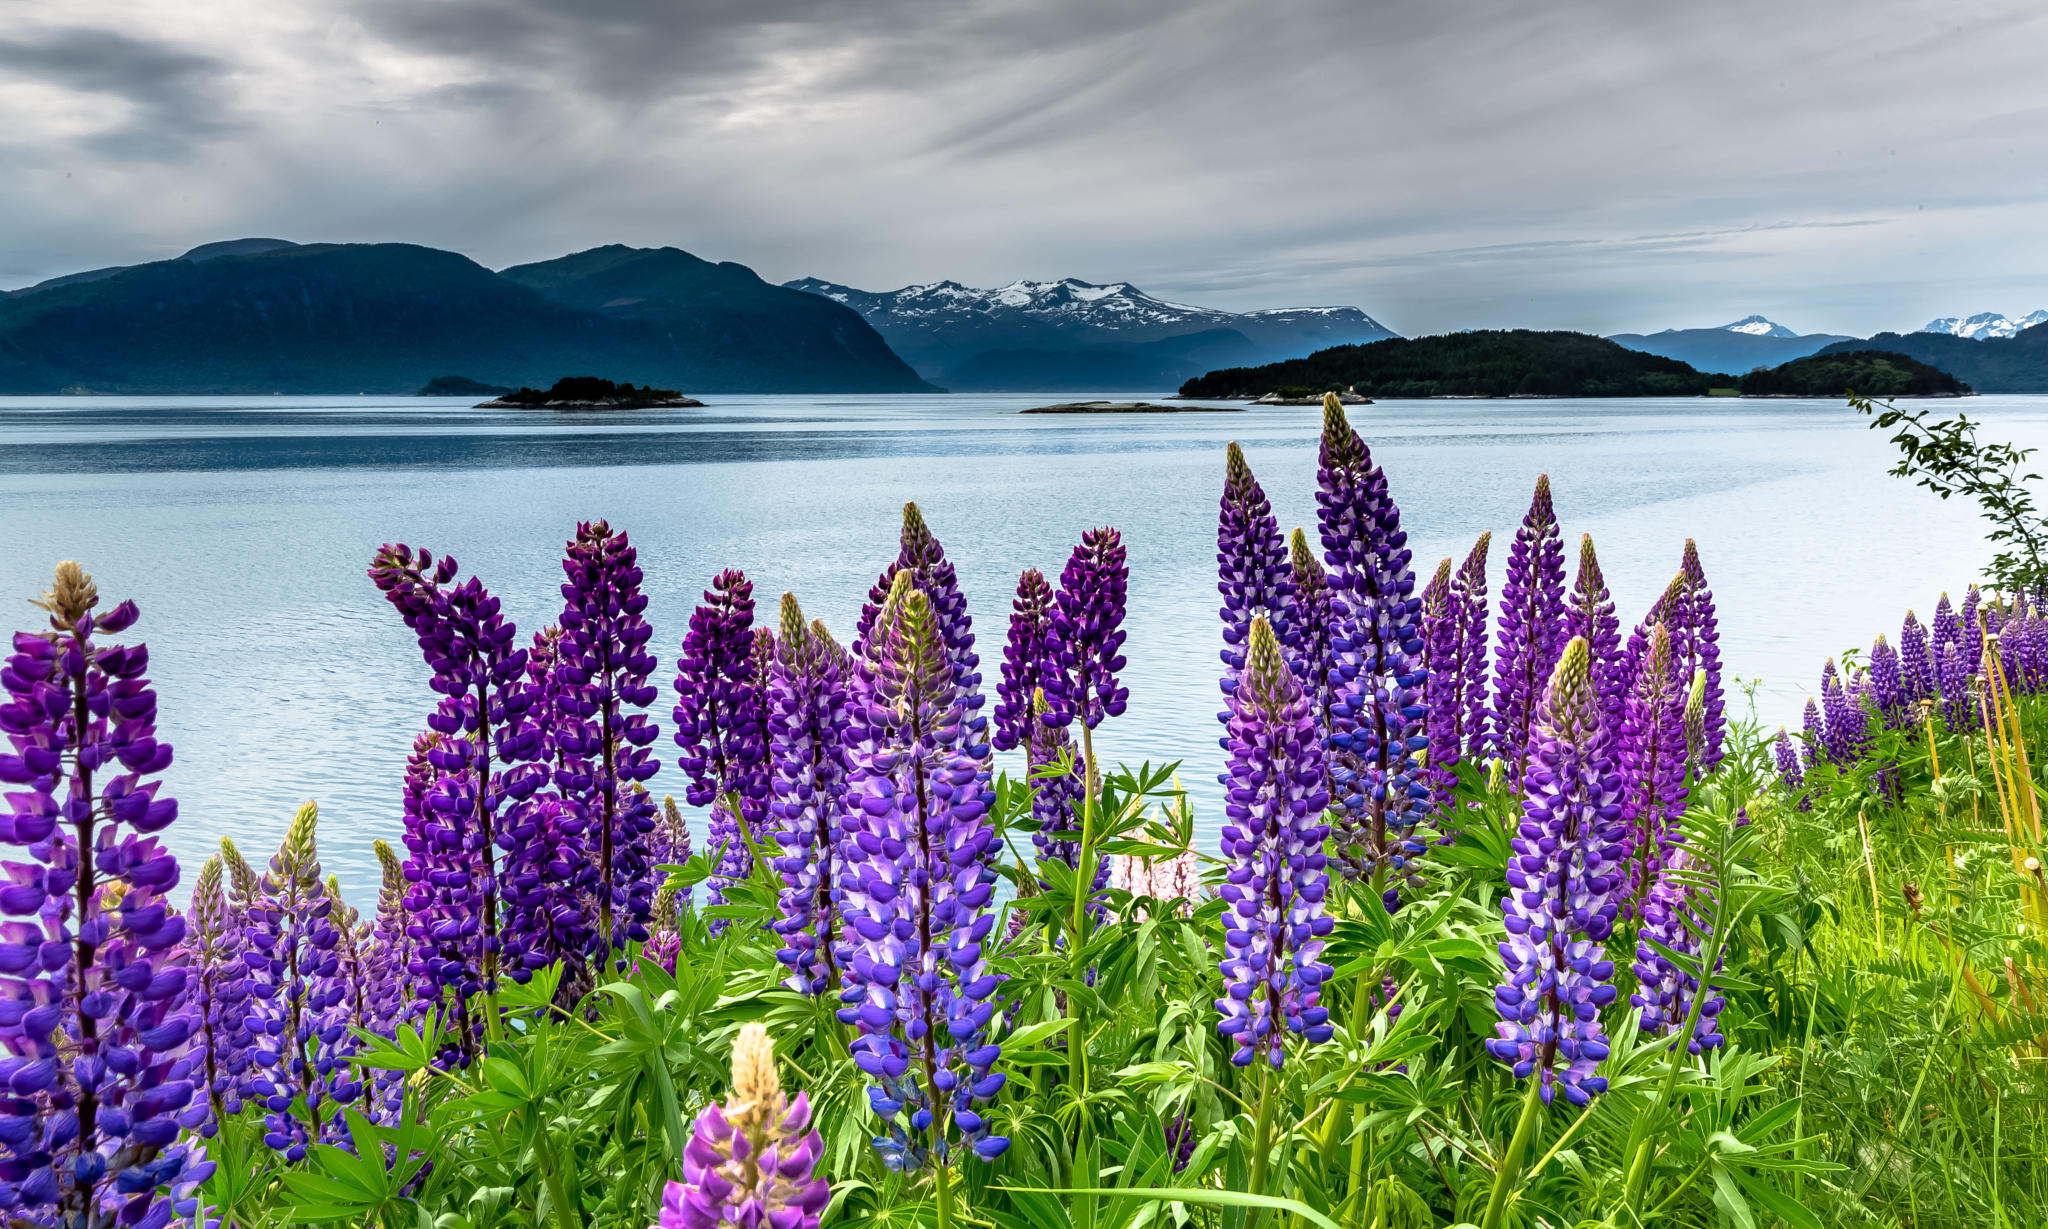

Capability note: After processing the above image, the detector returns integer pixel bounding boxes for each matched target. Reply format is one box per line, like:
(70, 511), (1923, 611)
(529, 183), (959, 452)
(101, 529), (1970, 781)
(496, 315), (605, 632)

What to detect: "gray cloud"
(2, 1), (2046, 335)
(0, 26), (237, 158)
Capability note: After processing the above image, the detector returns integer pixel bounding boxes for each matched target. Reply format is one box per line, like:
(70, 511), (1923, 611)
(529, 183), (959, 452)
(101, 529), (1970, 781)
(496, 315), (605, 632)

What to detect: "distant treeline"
(1177, 330), (1729, 399)
(1738, 350), (1968, 397)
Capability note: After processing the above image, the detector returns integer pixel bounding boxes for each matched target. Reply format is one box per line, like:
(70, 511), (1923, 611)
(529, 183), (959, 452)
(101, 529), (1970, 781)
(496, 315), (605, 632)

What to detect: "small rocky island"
(1021, 400), (1242, 414)
(477, 376), (705, 409)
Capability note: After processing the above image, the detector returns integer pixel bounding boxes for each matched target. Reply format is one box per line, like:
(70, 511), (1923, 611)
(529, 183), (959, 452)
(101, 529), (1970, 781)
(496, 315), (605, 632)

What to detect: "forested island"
(1178, 329), (1731, 399)
(478, 375), (704, 408)
(1738, 350), (1969, 397)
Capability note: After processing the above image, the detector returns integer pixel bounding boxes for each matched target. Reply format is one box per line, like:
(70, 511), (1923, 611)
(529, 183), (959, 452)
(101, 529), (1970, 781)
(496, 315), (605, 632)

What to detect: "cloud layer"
(4, 0), (2045, 335)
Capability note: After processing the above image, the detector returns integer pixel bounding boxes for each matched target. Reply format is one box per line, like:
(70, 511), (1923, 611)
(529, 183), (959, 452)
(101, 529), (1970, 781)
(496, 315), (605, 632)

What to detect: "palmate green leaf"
(996, 1187), (1345, 1229)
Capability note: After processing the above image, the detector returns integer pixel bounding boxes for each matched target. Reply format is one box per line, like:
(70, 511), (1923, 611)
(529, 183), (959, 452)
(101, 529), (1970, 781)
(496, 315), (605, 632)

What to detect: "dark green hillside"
(1740, 350), (1968, 397)
(0, 241), (931, 394)
(1178, 329), (1726, 399)
(499, 245), (928, 392)
(1814, 327), (2048, 393)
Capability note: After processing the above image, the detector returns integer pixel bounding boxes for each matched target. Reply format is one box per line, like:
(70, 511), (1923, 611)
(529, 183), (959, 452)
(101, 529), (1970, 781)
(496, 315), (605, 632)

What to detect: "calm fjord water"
(4, 392), (2043, 903)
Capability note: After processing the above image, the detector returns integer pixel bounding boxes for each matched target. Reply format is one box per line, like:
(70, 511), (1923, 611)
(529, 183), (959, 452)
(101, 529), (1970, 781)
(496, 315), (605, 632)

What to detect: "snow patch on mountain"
(785, 275), (1395, 338)
(1918, 310), (2048, 340)
(1719, 315), (1799, 338)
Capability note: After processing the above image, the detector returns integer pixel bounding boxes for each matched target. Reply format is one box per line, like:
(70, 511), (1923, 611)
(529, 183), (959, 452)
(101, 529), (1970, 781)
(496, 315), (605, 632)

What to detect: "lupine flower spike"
(1488, 638), (1626, 1106)
(555, 520), (664, 962)
(369, 545), (547, 1037)
(1492, 476), (1567, 789)
(1620, 624), (1687, 908)
(766, 596), (853, 995)
(184, 856), (251, 1138)
(1632, 850), (1726, 1054)
(1315, 396), (1429, 889)
(0, 562), (209, 1224)
(1217, 442), (1296, 688)
(856, 504), (986, 744)
(1900, 611), (1934, 701)
(1675, 541), (1726, 769)
(1050, 527), (1131, 733)
(1286, 527), (1343, 773)
(673, 569), (768, 913)
(1566, 535), (1624, 735)
(654, 1023), (829, 1229)
(1216, 615), (1337, 1067)
(245, 802), (359, 1159)
(837, 576), (1007, 1169)
(1452, 532), (1493, 760)
(993, 569), (1059, 752)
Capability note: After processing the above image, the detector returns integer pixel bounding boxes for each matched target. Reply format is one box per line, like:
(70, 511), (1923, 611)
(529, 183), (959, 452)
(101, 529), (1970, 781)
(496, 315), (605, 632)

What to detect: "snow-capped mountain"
(1718, 314), (1800, 338)
(1917, 310), (2048, 341)
(784, 275), (1397, 389)
(1609, 316), (1851, 374)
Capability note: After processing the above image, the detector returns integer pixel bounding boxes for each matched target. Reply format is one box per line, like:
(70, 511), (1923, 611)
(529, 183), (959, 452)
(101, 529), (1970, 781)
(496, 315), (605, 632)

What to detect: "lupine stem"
(1621, 825), (1737, 1215)
(935, 1161), (955, 1229)
(1068, 722), (1100, 1101)
(1245, 1064), (1278, 1229)
(1480, 1075), (1544, 1229)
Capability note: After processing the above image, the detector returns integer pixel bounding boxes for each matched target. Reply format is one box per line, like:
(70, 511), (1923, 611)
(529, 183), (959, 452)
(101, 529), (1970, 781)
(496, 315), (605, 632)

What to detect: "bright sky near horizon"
(2, 0), (2046, 337)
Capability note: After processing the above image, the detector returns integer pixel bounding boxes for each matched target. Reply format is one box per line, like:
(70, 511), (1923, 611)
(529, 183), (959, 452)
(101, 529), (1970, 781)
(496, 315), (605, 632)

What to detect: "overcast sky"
(3, 0), (2045, 335)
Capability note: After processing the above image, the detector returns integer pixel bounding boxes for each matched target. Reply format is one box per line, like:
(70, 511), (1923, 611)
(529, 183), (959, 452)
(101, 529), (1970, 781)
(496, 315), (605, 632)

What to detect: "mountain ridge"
(0, 240), (930, 394)
(785, 274), (1397, 390)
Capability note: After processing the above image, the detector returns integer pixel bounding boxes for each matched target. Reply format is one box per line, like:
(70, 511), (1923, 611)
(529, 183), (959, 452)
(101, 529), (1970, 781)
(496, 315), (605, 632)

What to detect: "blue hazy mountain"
(1814, 321), (2048, 392)
(785, 275), (1397, 390)
(1608, 315), (1853, 373)
(0, 240), (930, 394)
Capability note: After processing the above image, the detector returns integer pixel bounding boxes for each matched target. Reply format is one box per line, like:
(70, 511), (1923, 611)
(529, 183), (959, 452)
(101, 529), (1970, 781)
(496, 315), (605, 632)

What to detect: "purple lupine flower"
(1674, 541), (1726, 770)
(1900, 611), (1934, 702)
(1025, 689), (1085, 867)
(556, 521), (664, 961)
(1620, 623), (1688, 911)
(1050, 528), (1131, 730)
(0, 563), (205, 1224)
(673, 569), (768, 912)
(1486, 636), (1626, 1106)
(993, 569), (1059, 752)
(244, 802), (359, 1160)
(1631, 849), (1725, 1054)
(1962, 585), (1983, 673)
(1800, 699), (1824, 768)
(654, 1023), (828, 1229)
(855, 504), (986, 743)
(1314, 398), (1429, 889)
(1931, 592), (1959, 661)
(498, 795), (599, 982)
(1164, 1114), (1197, 1174)
(1820, 660), (1868, 765)
(1215, 615), (1336, 1068)
(220, 836), (261, 928)
(1491, 476), (1568, 788)
(1421, 557), (1460, 801)
(365, 839), (415, 1032)
(1566, 535), (1624, 736)
(369, 545), (547, 1027)
(1453, 532), (1493, 760)
(1021, 689), (1111, 911)
(183, 856), (251, 1138)
(837, 575), (1007, 1169)
(1287, 527), (1343, 743)
(657, 795), (694, 911)
(1935, 639), (1975, 731)
(1869, 635), (1908, 726)
(1773, 728), (1804, 790)
(1217, 442), (1296, 684)
(766, 596), (854, 996)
